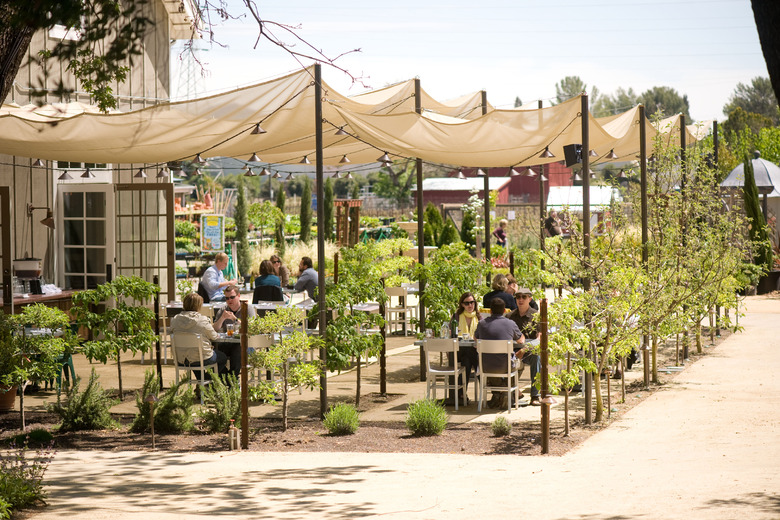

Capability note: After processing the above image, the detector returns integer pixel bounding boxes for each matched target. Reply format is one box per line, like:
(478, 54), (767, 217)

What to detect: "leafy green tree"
(592, 87), (639, 117)
(639, 86), (691, 120)
(723, 106), (773, 137)
(324, 177), (335, 241)
(0, 0), (153, 111)
(235, 176), (251, 279)
(437, 218), (460, 247)
(554, 76), (587, 104)
(723, 76), (779, 124)
(1, 305), (76, 430)
(369, 159), (416, 204)
(247, 307), (321, 431)
(300, 177), (312, 243)
(743, 155), (773, 270)
(71, 276), (159, 399)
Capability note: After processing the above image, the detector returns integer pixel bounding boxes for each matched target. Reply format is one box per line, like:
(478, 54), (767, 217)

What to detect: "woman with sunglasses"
(269, 254), (290, 287)
(451, 292), (481, 386)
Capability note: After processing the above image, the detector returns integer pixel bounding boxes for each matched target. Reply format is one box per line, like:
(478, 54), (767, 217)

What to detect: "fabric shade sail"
(0, 66), (707, 167)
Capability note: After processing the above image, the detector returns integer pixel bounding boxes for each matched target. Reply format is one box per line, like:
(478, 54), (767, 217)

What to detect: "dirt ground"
(1, 328), (727, 456)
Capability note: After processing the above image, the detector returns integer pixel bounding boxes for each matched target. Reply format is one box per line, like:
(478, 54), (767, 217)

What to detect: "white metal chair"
(476, 339), (523, 412)
(423, 338), (474, 410)
(171, 332), (219, 404)
(247, 334), (275, 384)
(385, 286), (415, 336)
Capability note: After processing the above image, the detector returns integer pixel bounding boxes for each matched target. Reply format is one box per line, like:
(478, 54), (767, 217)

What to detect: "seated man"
(507, 287), (542, 406)
(474, 297), (524, 408)
(213, 285), (257, 377)
(201, 252), (239, 302)
(294, 256), (318, 299)
(170, 293), (228, 378)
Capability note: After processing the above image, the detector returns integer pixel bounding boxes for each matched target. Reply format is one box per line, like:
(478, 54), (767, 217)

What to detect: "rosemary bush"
(0, 440), (54, 519)
(49, 369), (118, 431)
(322, 403), (360, 435)
(199, 374), (242, 433)
(490, 416), (512, 437)
(405, 399), (448, 436)
(131, 371), (195, 433)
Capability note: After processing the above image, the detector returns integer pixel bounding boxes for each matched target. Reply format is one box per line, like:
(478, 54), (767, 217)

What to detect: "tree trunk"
(0, 5), (35, 104)
(355, 354), (361, 407)
(282, 361), (288, 432)
(696, 321), (702, 354)
(651, 334), (658, 383)
(751, 1), (780, 109)
(116, 351), (123, 400)
(19, 383), (26, 431)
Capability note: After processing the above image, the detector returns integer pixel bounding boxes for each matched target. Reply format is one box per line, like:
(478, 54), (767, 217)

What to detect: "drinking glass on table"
(425, 328), (433, 339)
(226, 323), (235, 337)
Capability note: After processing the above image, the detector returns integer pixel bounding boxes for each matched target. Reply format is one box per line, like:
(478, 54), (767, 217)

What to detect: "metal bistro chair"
(423, 338), (474, 410)
(385, 286), (415, 336)
(171, 332), (219, 404)
(476, 339), (523, 413)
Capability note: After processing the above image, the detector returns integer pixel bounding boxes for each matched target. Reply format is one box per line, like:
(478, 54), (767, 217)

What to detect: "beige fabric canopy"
(0, 66), (707, 167)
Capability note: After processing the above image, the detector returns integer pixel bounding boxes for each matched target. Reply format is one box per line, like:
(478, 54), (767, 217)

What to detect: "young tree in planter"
(1, 304), (77, 430)
(235, 175), (252, 281)
(300, 177), (312, 244)
(324, 239), (413, 406)
(71, 276), (159, 400)
(247, 307), (321, 431)
(248, 200), (285, 252)
(743, 155), (773, 271)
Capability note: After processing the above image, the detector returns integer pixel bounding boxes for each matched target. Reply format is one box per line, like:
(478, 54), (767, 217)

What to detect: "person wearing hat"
(507, 287), (542, 406)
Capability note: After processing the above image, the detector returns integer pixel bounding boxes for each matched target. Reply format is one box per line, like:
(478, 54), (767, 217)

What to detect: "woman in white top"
(170, 292), (228, 377)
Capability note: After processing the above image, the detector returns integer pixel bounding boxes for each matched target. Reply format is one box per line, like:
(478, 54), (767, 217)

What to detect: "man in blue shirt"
(201, 252), (239, 302)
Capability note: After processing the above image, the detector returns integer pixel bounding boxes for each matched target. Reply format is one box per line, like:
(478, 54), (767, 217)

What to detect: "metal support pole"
(415, 79), (427, 382)
(538, 100), (546, 261)
(240, 300), (249, 449)
(639, 105), (650, 389)
(581, 94), (593, 425)
(481, 91), (491, 286)
(680, 115), (689, 362)
(540, 298), (550, 454)
(315, 64), (328, 418)
(153, 275), (163, 388)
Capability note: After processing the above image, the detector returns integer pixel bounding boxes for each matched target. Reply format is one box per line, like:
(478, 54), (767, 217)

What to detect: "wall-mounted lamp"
(27, 203), (55, 230)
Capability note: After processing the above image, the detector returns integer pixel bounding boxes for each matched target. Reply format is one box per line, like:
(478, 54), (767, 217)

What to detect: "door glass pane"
(65, 275), (84, 290)
(85, 192), (105, 218)
(63, 248), (84, 273)
(86, 248), (106, 274)
(85, 221), (106, 245)
(62, 192), (83, 218)
(86, 276), (105, 289)
(64, 221), (84, 246)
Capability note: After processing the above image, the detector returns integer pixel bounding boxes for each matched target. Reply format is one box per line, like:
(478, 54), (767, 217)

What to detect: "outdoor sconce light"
(286, 173), (295, 180)
(377, 152), (392, 164)
(32, 158), (45, 167)
(177, 168), (188, 178)
(260, 168), (271, 176)
(81, 167), (95, 179)
(335, 127), (348, 136)
(525, 168), (537, 178)
(588, 149), (598, 157)
(332, 171), (341, 178)
(195, 153), (207, 164)
(539, 146), (555, 158)
(618, 169), (627, 179)
(344, 172), (354, 180)
(194, 168), (203, 176)
(27, 204), (55, 230)
(607, 149), (619, 160)
(134, 168), (147, 178)
(300, 156), (311, 164)
(58, 171), (73, 180)
(457, 169), (466, 179)
(541, 174), (548, 182)
(243, 168), (256, 177)
(272, 171), (282, 179)
(251, 123), (267, 135)
(475, 168), (486, 177)
(573, 172), (582, 182)
(339, 154), (351, 164)
(508, 167), (521, 177)
(157, 167), (169, 178)
(248, 153), (261, 162)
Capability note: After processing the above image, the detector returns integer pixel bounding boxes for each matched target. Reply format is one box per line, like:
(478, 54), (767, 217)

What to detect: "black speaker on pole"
(563, 144), (582, 167)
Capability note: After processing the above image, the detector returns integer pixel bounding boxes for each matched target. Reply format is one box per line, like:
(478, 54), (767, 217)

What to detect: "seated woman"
(255, 259), (281, 288)
(169, 292), (228, 377)
(270, 254), (290, 287)
(450, 292), (481, 383)
(481, 274), (517, 311)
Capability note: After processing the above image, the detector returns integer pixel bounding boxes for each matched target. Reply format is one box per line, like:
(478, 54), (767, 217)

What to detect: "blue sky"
(173, 0), (768, 122)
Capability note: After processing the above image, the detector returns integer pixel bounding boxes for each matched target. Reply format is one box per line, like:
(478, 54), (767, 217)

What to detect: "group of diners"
(451, 274), (542, 408)
(255, 255), (318, 300)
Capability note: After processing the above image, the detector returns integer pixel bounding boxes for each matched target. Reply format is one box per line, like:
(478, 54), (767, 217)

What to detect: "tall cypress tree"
(235, 176), (251, 279)
(324, 177), (334, 241)
(743, 155), (773, 270)
(300, 177), (312, 243)
(275, 186), (286, 256)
